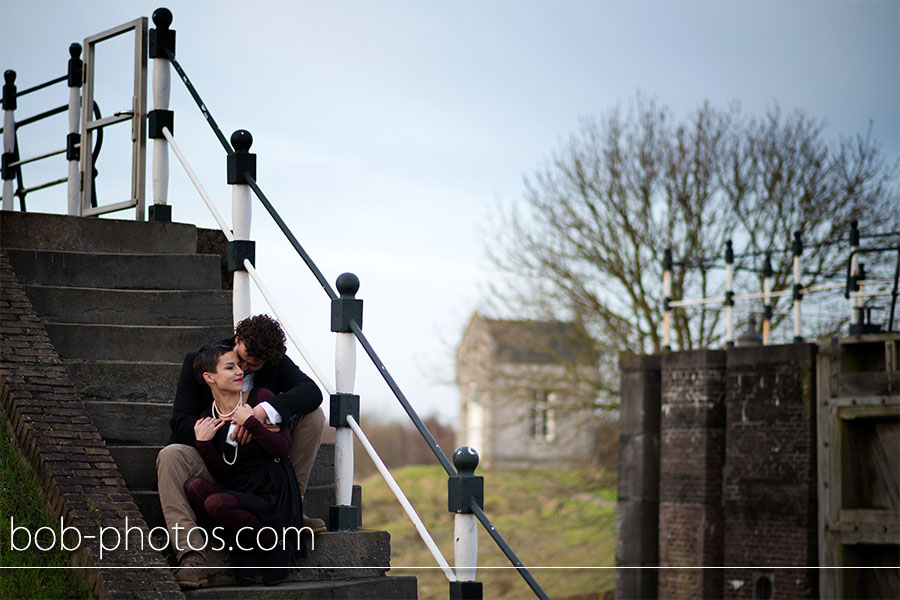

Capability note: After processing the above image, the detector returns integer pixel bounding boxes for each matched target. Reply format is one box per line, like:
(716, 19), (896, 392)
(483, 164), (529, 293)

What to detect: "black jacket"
(168, 337), (323, 446)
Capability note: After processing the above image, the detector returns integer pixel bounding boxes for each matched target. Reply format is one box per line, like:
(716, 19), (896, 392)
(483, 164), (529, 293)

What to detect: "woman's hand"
(194, 417), (225, 442)
(232, 404), (254, 426)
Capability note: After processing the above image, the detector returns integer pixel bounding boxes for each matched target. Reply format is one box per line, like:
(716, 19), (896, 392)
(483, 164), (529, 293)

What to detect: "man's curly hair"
(234, 314), (286, 364)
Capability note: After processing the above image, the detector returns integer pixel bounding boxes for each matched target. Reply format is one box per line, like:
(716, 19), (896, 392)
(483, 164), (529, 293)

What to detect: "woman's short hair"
(193, 344), (234, 384)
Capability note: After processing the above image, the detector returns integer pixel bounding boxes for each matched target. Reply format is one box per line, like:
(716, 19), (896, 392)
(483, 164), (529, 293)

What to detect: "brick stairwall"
(0, 251), (184, 600)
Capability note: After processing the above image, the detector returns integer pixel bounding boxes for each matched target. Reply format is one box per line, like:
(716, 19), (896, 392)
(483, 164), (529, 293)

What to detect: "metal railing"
(661, 222), (900, 350)
(2, 19), (148, 219)
(1, 45), (90, 213)
(146, 8), (549, 599)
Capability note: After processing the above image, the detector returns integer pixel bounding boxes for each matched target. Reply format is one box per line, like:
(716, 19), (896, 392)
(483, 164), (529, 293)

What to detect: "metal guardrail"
(148, 7), (550, 599)
(661, 222), (900, 350)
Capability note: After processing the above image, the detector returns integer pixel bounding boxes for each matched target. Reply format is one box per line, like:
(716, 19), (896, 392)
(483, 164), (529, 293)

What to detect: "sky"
(2, 0), (898, 426)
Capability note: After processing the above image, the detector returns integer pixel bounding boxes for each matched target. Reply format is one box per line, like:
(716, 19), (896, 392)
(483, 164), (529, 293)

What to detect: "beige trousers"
(156, 407), (326, 559)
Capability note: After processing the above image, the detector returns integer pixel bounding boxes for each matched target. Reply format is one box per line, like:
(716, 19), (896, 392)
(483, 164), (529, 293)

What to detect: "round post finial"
(231, 129), (253, 153)
(69, 43), (82, 59)
(725, 239), (734, 264)
(152, 7), (173, 29)
(663, 247), (673, 271)
(849, 219), (860, 247)
(793, 231), (803, 256)
(763, 252), (773, 278)
(336, 272), (360, 298)
(4, 70), (15, 85)
(453, 446), (479, 476)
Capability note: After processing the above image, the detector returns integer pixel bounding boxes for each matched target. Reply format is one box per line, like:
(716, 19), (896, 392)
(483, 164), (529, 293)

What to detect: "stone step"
(307, 443), (334, 487)
(197, 531), (397, 588)
(0, 210), (199, 254)
(86, 403), (171, 445)
(5, 248), (224, 290)
(132, 484), (361, 535)
(184, 576), (418, 599)
(26, 285), (233, 326)
(44, 323), (234, 362)
(65, 360), (182, 402)
(112, 443), (346, 496)
(303, 484), (362, 529)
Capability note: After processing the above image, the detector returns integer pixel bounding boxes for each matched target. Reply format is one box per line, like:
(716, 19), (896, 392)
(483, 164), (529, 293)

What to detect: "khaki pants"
(156, 407), (326, 560)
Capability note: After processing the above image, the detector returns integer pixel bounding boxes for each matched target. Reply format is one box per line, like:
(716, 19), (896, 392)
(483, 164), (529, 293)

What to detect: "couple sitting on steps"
(156, 314), (326, 589)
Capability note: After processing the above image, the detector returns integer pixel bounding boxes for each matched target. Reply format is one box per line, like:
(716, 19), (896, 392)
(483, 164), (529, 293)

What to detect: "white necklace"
(212, 395), (242, 465)
(222, 442), (238, 466)
(212, 395), (242, 419)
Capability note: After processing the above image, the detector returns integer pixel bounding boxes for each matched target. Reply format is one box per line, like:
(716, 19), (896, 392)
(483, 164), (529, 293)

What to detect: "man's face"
(233, 339), (264, 374)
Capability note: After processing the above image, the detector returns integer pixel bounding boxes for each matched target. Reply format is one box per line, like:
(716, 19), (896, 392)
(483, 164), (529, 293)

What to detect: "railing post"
(662, 248), (672, 351)
(724, 240), (735, 347)
(330, 272), (362, 530)
(66, 44), (82, 215)
(448, 447), (483, 600)
(2, 70), (17, 211)
(148, 7), (175, 222)
(227, 129), (256, 325)
(762, 252), (773, 345)
(848, 220), (861, 332)
(792, 231), (803, 342)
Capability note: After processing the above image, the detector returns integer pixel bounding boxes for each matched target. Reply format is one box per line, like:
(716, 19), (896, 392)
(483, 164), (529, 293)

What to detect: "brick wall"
(0, 251), (183, 599)
(616, 343), (821, 600)
(658, 350), (726, 599)
(722, 344), (818, 599)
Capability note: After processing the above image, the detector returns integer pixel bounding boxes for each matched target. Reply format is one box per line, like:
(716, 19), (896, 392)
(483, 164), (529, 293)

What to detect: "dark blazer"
(168, 337), (323, 446)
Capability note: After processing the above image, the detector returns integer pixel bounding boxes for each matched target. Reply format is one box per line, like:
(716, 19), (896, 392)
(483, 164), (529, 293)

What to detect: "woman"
(184, 344), (303, 585)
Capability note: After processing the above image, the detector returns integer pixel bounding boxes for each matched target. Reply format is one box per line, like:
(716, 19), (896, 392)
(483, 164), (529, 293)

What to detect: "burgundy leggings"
(184, 476), (275, 547)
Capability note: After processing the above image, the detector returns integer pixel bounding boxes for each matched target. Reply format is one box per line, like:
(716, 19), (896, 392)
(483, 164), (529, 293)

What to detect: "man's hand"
(231, 404), (273, 445)
(232, 404), (253, 426)
(194, 417), (225, 442)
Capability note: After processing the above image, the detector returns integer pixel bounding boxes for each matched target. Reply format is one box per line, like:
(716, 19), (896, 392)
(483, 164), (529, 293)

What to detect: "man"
(157, 314), (326, 589)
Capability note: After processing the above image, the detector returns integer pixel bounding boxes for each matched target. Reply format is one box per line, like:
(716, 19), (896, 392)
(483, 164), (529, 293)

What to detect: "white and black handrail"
(150, 7), (550, 599)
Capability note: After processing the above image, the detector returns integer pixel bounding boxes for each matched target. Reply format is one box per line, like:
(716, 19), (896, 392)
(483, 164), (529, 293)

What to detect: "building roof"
(479, 316), (593, 364)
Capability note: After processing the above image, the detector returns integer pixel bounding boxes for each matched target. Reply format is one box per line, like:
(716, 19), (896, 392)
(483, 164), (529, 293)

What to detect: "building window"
(530, 391), (556, 441)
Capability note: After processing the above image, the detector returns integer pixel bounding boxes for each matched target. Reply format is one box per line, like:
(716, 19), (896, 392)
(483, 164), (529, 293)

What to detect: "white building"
(455, 313), (598, 468)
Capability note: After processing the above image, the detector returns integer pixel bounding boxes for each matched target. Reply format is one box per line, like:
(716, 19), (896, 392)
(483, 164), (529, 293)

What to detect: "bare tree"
(488, 95), (898, 404)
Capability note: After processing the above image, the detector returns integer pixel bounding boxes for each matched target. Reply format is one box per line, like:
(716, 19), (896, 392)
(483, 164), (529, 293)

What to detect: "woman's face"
(205, 350), (244, 392)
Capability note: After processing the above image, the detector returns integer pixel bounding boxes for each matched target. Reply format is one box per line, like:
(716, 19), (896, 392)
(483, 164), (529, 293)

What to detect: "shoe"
(303, 514), (327, 533)
(174, 551), (207, 589)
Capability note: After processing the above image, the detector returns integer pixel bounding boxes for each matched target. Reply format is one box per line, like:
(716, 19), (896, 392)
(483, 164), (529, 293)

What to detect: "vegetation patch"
(1, 415), (91, 599)
(363, 464), (616, 599)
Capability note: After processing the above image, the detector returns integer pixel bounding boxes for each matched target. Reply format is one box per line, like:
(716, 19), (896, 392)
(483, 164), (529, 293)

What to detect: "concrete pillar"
(616, 353), (661, 599)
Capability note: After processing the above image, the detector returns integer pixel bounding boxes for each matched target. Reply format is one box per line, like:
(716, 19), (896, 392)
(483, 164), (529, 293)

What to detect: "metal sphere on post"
(2, 70), (17, 211)
(66, 44), (83, 216)
(448, 446), (483, 600)
(148, 7), (176, 222)
(330, 272), (362, 531)
(227, 129), (256, 325)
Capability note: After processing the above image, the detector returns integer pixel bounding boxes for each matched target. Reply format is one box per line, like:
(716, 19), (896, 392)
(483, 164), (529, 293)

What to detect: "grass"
(1, 416), (91, 600)
(362, 463), (617, 599)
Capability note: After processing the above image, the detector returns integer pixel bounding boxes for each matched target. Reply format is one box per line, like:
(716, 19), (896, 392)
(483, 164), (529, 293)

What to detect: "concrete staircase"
(0, 211), (416, 598)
